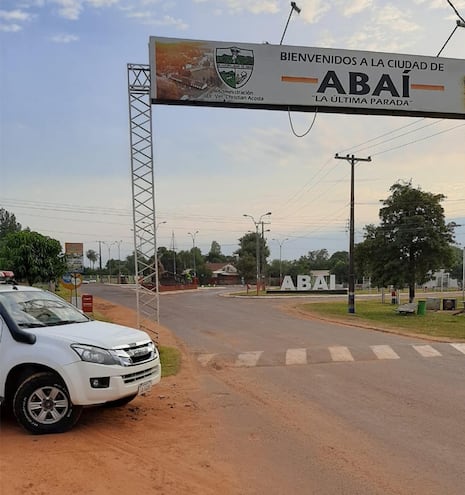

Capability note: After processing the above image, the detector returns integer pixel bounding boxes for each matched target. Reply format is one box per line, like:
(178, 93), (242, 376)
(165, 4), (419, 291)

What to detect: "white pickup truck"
(0, 285), (161, 434)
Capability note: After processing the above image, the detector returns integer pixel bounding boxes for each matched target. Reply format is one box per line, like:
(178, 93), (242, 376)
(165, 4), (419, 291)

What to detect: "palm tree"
(86, 249), (98, 270)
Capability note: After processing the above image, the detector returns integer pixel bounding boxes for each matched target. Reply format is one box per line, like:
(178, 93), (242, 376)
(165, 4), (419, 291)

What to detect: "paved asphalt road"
(84, 284), (465, 495)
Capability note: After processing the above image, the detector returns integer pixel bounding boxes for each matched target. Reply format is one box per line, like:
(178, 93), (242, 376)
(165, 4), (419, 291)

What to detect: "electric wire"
(287, 107), (318, 137)
(342, 120), (443, 155)
(336, 118), (427, 155)
(446, 0), (465, 23)
(370, 122), (465, 157)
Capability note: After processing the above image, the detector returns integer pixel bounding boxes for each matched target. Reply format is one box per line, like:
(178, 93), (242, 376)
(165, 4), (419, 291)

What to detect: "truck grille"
(125, 342), (155, 365)
(122, 366), (159, 384)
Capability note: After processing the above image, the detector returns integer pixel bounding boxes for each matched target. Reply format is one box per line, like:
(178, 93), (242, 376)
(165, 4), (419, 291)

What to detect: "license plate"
(137, 380), (152, 395)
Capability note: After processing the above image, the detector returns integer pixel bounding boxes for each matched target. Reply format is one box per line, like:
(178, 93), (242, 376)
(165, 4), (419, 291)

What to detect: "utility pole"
(462, 246), (464, 304)
(115, 240), (122, 283)
(260, 220), (271, 289)
(273, 238), (289, 285)
(188, 230), (199, 279)
(96, 240), (103, 272)
(170, 231), (177, 277)
(335, 153), (372, 314)
(244, 212), (272, 295)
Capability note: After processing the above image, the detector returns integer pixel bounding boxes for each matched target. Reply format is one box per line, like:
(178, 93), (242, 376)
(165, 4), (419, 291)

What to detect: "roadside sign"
(65, 242), (84, 273)
(61, 273), (82, 290)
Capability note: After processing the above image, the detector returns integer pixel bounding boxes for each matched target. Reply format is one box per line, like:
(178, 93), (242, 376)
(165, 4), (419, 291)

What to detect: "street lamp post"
(188, 230), (199, 279)
(335, 153), (371, 314)
(273, 238), (289, 286)
(103, 241), (116, 283)
(115, 240), (122, 283)
(280, 2), (301, 45)
(462, 246), (465, 304)
(243, 212), (272, 295)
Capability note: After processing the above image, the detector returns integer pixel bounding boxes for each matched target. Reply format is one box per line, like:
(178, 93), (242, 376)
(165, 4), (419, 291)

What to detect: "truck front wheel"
(13, 372), (82, 434)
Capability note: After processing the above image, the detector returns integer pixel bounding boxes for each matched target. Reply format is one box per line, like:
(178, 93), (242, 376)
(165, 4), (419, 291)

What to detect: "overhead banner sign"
(149, 36), (465, 119)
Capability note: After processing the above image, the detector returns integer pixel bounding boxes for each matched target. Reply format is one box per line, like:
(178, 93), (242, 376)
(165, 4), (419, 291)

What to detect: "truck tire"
(13, 372), (82, 435)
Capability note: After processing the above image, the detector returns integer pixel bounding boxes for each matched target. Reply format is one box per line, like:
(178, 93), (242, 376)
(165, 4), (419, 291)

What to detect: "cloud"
(0, 23), (23, 32)
(193, 0), (279, 15)
(50, 0), (82, 20)
(0, 8), (33, 32)
(126, 10), (188, 29)
(342, 0), (373, 17)
(375, 5), (421, 32)
(0, 9), (33, 21)
(86, 0), (119, 6)
(414, 0), (465, 8)
(49, 0), (119, 20)
(298, 0), (330, 23)
(344, 4), (421, 51)
(50, 32), (79, 42)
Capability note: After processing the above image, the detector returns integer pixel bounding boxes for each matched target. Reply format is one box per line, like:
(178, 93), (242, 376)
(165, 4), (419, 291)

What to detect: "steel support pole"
(127, 63), (160, 336)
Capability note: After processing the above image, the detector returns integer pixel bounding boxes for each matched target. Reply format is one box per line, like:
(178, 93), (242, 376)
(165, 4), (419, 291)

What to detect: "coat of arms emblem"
(215, 47), (254, 89)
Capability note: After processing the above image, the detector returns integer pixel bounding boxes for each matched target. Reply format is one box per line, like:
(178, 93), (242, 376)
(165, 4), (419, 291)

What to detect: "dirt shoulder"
(0, 297), (240, 495)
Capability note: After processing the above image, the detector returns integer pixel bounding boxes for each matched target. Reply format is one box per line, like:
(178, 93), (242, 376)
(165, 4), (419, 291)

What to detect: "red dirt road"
(0, 297), (239, 495)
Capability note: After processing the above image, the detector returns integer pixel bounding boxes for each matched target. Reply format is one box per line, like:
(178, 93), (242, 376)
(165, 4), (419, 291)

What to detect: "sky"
(0, 0), (464, 266)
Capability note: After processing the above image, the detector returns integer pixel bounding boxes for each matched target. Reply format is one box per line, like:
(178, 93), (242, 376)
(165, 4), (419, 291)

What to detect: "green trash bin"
(417, 300), (426, 316)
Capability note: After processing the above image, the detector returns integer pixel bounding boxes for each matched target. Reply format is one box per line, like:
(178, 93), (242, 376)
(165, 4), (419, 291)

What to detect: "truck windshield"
(0, 290), (90, 327)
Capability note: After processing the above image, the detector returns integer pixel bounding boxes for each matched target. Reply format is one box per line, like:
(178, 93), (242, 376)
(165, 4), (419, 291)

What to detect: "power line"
(337, 118), (427, 155)
(370, 123), (465, 157)
(348, 120), (443, 155)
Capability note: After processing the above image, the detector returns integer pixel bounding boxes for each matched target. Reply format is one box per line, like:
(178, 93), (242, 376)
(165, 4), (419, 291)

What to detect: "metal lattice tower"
(127, 63), (160, 340)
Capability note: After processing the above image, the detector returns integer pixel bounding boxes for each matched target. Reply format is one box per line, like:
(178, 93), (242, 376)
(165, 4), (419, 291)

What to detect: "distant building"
(423, 269), (459, 290)
(206, 262), (240, 285)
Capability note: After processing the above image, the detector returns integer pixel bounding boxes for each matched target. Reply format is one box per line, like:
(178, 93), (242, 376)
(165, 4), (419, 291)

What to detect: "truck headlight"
(71, 344), (131, 366)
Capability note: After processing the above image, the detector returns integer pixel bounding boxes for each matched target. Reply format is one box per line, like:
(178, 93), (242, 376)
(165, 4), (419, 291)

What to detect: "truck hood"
(35, 320), (152, 349)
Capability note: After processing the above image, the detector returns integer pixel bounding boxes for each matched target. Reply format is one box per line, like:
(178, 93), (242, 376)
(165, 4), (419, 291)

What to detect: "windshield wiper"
(46, 320), (87, 326)
(18, 322), (46, 328)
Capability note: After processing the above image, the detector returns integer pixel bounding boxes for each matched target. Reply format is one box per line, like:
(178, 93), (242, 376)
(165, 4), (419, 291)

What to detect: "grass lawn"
(159, 346), (182, 377)
(298, 299), (465, 340)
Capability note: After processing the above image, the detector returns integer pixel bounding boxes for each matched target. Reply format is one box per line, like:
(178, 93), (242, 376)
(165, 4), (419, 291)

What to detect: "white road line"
(413, 345), (442, 358)
(329, 346), (354, 362)
(235, 351), (263, 367)
(371, 345), (400, 360)
(197, 354), (216, 367)
(286, 348), (307, 365)
(451, 343), (465, 355)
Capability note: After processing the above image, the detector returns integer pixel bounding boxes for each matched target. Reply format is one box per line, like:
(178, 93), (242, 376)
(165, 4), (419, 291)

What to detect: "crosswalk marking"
(329, 346), (354, 362)
(451, 343), (465, 355)
(286, 348), (307, 365)
(197, 343), (465, 368)
(413, 345), (442, 358)
(235, 351), (263, 367)
(371, 345), (400, 360)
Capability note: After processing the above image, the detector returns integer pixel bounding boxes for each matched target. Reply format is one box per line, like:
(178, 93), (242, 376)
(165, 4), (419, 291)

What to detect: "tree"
(86, 249), (98, 269)
(449, 245), (464, 288)
(0, 208), (22, 240)
(206, 240), (227, 263)
(306, 249), (330, 268)
(356, 181), (455, 302)
(0, 230), (67, 285)
(234, 232), (270, 282)
(328, 251), (349, 285)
